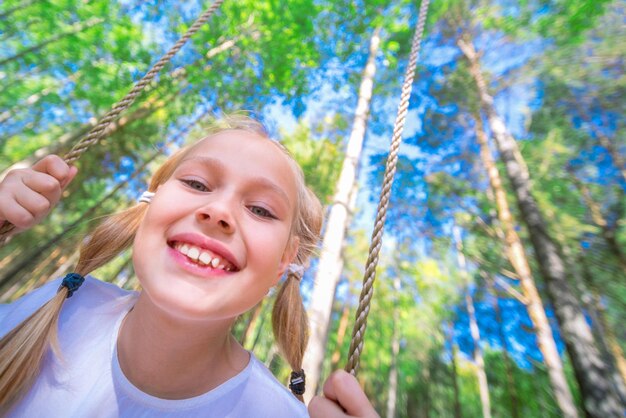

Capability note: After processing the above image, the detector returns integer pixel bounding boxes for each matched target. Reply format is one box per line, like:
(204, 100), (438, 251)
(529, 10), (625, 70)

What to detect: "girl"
(0, 116), (379, 418)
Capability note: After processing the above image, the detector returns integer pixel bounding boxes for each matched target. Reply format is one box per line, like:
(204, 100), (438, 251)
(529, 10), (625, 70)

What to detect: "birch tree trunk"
(453, 227), (491, 418)
(474, 115), (579, 417)
(458, 35), (624, 417)
(302, 27), (381, 400)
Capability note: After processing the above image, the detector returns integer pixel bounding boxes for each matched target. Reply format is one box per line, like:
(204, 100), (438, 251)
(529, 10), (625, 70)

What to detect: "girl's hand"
(0, 155), (78, 231)
(308, 370), (380, 418)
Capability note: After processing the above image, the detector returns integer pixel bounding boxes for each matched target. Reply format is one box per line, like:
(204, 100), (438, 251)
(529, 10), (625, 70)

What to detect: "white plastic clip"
(138, 191), (155, 204)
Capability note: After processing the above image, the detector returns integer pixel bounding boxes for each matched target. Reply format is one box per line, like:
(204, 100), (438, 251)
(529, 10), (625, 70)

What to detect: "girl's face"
(132, 130), (299, 322)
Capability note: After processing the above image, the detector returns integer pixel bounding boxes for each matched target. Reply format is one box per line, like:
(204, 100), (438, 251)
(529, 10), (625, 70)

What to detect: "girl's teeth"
(175, 242), (233, 270)
(187, 247), (200, 261)
(199, 252), (212, 265)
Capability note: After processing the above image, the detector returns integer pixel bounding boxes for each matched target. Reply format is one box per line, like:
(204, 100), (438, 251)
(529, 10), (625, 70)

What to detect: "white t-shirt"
(0, 277), (308, 417)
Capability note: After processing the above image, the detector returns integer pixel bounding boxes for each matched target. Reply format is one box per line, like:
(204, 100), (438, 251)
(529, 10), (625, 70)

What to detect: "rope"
(0, 0), (224, 246)
(345, 0), (430, 375)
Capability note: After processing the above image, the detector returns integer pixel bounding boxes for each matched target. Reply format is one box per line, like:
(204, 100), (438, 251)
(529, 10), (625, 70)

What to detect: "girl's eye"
(181, 179), (209, 192)
(249, 206), (275, 219)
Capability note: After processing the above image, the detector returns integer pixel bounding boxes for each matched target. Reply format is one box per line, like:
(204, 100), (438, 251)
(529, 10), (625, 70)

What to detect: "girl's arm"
(308, 370), (380, 418)
(0, 155), (77, 231)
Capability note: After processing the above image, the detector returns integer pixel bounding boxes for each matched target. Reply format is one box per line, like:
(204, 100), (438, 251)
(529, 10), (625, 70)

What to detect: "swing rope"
(0, 0), (224, 246)
(2, 0), (430, 381)
(345, 0), (430, 376)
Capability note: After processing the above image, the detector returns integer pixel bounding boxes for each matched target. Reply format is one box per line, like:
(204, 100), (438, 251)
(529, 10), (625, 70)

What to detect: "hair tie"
(287, 264), (304, 281)
(138, 191), (155, 204)
(58, 273), (85, 298)
(289, 369), (306, 396)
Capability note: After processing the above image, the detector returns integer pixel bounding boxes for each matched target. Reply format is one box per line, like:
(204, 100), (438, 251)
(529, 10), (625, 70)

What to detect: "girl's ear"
(277, 236), (300, 279)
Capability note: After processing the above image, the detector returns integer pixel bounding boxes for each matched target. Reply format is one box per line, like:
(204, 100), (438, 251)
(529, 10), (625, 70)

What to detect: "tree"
(303, 26), (382, 399)
(458, 32), (623, 418)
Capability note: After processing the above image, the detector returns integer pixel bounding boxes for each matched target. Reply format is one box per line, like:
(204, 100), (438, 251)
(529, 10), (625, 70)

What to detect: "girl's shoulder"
(0, 276), (137, 339)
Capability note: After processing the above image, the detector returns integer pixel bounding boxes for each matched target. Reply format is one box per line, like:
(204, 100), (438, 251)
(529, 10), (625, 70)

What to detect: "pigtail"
(0, 288), (67, 409)
(0, 149), (188, 411)
(271, 185), (323, 401)
(0, 204), (147, 411)
(271, 268), (308, 402)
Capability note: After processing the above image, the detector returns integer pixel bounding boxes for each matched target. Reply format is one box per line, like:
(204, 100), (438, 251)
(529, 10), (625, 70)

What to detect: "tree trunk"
(576, 250), (626, 402)
(302, 26), (381, 401)
(386, 275), (401, 418)
(458, 35), (624, 417)
(473, 114), (579, 417)
(568, 171), (626, 271)
(453, 227), (491, 418)
(486, 275), (520, 418)
(0, 17), (105, 67)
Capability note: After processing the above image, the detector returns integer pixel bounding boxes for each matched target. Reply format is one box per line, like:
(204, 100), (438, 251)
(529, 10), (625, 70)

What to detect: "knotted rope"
(345, 0), (430, 375)
(0, 0), (224, 246)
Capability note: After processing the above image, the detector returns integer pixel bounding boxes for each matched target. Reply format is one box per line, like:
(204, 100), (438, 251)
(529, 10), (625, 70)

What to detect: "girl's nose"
(195, 201), (235, 234)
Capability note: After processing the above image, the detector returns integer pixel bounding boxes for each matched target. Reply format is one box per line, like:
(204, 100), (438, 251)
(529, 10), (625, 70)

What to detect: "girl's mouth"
(167, 241), (238, 272)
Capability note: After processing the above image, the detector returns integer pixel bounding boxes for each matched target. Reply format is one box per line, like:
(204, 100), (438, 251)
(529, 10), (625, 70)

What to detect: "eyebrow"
(179, 156), (292, 206)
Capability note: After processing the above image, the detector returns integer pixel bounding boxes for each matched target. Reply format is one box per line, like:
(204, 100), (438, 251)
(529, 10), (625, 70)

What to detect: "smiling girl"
(0, 116), (381, 418)
(0, 116), (325, 417)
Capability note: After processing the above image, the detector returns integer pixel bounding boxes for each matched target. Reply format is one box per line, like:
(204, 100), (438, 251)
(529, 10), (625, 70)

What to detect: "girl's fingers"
(0, 155), (76, 231)
(31, 155), (71, 183)
(321, 370), (379, 418)
(308, 395), (350, 418)
(22, 171), (63, 204)
(61, 165), (79, 189)
(0, 198), (37, 229)
(15, 188), (52, 222)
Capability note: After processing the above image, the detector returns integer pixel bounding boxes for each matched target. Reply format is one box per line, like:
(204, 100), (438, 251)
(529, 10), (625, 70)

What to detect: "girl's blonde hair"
(0, 115), (323, 409)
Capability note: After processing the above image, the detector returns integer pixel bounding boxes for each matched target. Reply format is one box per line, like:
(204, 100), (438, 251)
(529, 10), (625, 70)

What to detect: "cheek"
(131, 214), (163, 278)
